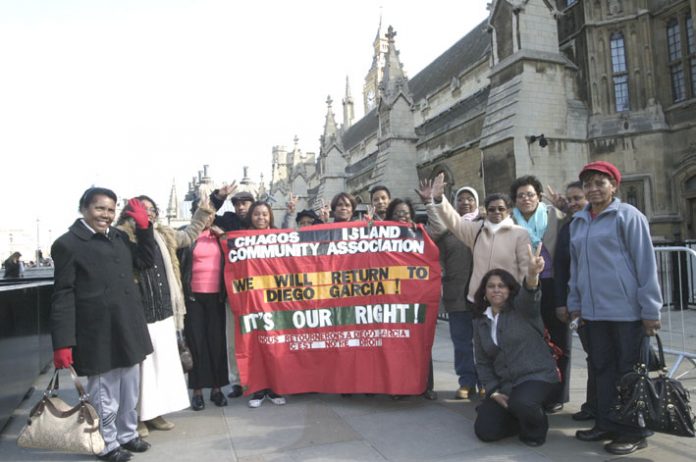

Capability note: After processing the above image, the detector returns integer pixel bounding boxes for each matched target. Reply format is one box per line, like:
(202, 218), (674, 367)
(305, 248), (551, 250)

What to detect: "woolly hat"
(453, 186), (479, 207)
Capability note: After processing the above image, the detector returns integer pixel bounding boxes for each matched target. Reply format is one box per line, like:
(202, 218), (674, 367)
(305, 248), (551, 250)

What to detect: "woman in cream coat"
(419, 173), (531, 304)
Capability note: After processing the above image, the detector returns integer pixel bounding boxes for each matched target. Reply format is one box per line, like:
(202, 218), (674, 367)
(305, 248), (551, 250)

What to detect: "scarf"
(153, 225), (187, 331)
(512, 202), (548, 249)
(485, 216), (513, 234)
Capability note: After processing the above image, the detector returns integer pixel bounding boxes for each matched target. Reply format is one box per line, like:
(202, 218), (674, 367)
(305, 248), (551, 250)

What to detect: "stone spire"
(342, 76), (354, 129)
(166, 179), (179, 224)
(320, 95), (339, 150)
(379, 26), (412, 106)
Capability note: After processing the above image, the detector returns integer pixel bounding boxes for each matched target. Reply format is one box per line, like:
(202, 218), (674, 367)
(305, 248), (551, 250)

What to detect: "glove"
(125, 198), (150, 229)
(53, 347), (73, 369)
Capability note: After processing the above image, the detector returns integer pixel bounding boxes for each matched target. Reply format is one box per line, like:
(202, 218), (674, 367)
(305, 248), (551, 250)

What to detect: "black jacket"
(178, 237), (226, 303)
(50, 220), (155, 376)
(210, 191), (247, 232)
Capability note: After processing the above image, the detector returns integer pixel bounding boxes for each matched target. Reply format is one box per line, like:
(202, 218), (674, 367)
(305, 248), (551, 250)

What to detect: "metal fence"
(653, 246), (696, 379)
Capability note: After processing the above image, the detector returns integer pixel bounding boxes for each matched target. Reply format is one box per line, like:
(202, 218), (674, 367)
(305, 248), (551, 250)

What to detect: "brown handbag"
(177, 330), (194, 373)
(17, 366), (105, 454)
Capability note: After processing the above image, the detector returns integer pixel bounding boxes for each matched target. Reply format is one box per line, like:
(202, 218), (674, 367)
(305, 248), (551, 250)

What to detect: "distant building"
(268, 0), (696, 240)
(166, 164), (268, 228)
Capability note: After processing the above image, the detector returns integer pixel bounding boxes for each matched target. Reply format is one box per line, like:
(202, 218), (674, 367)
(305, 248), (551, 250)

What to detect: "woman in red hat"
(568, 161), (662, 455)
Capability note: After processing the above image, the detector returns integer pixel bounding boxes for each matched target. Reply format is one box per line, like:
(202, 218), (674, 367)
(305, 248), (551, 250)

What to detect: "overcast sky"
(0, 0), (489, 249)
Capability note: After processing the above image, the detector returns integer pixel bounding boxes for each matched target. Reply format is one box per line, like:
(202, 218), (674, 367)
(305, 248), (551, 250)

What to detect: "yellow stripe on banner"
(231, 265), (429, 293)
(263, 280), (403, 303)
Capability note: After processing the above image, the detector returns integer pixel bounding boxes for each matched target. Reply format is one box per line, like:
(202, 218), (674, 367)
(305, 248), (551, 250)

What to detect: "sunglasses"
(487, 206), (507, 213)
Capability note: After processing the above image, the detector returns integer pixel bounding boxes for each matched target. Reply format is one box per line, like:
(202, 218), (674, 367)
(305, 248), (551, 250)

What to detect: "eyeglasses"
(487, 206), (507, 213)
(145, 207), (158, 214)
(393, 210), (411, 217)
(516, 192), (537, 200)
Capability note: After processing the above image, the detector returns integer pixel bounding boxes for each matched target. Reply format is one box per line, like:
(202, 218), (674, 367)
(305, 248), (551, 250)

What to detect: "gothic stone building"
(268, 0), (696, 240)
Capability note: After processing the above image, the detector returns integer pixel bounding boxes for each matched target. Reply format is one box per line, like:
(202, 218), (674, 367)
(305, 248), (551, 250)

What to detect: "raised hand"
(286, 193), (297, 214)
(414, 178), (434, 204)
(317, 199), (330, 223)
(546, 184), (567, 212)
(125, 198), (150, 229)
(432, 173), (446, 202)
(526, 243), (545, 288)
(216, 181), (238, 199)
(364, 204), (375, 221)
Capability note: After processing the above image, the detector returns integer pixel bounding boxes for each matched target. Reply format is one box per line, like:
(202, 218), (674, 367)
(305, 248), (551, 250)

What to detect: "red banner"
(221, 221), (441, 395)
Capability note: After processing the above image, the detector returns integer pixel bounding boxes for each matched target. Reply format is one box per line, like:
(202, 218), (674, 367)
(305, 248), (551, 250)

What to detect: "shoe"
(136, 421), (149, 438)
(422, 390), (438, 400)
(341, 393), (353, 397)
(210, 389), (228, 407)
(454, 386), (470, 400)
(145, 415), (175, 431)
(604, 436), (647, 455)
(227, 384), (243, 398)
(191, 394), (205, 411)
(544, 402), (563, 414)
(97, 448), (132, 462)
(390, 395), (406, 401)
(248, 392), (266, 408)
(520, 437), (544, 447)
(576, 427), (615, 442)
(572, 409), (595, 421)
(267, 391), (286, 405)
(121, 437), (150, 453)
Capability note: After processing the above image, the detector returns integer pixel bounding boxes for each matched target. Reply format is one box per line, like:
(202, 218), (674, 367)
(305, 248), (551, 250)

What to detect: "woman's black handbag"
(612, 334), (695, 437)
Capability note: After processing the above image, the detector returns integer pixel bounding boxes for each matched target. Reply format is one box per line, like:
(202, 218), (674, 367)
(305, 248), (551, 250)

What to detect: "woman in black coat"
(51, 187), (155, 462)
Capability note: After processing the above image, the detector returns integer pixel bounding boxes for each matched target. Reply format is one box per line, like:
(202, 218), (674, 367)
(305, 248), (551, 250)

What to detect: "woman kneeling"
(472, 244), (559, 447)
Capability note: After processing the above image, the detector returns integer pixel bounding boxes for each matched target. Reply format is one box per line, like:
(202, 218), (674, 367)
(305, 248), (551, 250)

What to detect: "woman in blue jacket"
(568, 161), (662, 456)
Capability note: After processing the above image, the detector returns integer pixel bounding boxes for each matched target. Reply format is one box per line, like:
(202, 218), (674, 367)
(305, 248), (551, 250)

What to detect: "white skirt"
(138, 317), (190, 420)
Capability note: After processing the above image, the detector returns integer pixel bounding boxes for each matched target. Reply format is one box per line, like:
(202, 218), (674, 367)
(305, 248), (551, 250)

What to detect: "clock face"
(367, 89), (375, 107)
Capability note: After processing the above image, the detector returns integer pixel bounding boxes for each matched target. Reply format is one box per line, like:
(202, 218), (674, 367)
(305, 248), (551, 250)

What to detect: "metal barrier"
(654, 246), (696, 379)
(0, 279), (53, 432)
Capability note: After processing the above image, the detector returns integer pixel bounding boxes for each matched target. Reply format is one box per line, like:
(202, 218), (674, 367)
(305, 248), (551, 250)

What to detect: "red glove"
(125, 198), (150, 229)
(53, 347), (73, 369)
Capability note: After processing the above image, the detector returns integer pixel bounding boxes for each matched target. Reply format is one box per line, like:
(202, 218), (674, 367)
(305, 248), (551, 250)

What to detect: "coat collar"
(69, 219), (115, 241)
(575, 197), (620, 223)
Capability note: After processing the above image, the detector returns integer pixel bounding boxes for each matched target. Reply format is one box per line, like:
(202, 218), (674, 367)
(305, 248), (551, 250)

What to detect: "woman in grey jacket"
(569, 161), (661, 455)
(472, 244), (559, 447)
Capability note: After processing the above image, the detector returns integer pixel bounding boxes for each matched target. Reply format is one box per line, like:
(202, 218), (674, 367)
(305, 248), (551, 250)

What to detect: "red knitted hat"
(579, 161), (621, 185)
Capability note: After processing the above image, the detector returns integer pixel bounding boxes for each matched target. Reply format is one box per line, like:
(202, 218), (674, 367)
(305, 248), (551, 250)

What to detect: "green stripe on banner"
(240, 304), (428, 334)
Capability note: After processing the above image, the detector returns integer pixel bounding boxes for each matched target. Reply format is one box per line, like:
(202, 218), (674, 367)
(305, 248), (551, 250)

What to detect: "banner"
(221, 221), (441, 395)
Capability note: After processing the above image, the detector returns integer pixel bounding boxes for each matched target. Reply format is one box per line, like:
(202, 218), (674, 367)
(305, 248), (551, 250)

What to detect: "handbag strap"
(642, 334), (666, 371)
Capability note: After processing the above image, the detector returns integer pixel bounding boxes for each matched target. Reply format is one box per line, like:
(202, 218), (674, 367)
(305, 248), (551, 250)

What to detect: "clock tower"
(363, 17), (388, 114)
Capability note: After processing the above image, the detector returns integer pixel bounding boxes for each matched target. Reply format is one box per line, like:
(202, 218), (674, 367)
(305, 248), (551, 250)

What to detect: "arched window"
(610, 32), (630, 112)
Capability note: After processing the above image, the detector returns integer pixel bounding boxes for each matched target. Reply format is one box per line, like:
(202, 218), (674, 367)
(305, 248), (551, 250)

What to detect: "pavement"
(2, 316), (696, 462)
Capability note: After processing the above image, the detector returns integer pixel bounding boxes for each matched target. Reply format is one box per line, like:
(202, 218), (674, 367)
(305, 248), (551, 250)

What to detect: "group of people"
(417, 161), (661, 454)
(48, 158), (661, 461)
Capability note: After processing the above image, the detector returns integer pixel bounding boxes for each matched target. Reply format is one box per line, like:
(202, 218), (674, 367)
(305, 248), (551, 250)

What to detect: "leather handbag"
(177, 330), (194, 373)
(17, 366), (105, 454)
(612, 334), (695, 437)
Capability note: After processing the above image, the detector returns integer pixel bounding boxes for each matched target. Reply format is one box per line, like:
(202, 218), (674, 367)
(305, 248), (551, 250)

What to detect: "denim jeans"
(448, 310), (478, 388)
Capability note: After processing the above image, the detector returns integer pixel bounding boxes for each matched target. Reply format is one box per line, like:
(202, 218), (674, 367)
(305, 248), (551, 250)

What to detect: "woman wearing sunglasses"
(418, 173), (531, 317)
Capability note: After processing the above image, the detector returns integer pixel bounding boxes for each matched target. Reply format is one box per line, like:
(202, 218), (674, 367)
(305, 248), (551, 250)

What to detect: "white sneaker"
(267, 392), (286, 405)
(248, 392), (265, 408)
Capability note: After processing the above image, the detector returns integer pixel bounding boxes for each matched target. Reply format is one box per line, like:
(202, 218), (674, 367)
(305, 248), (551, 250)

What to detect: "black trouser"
(540, 278), (570, 404)
(577, 323), (596, 416)
(184, 292), (229, 389)
(474, 380), (555, 444)
(585, 320), (649, 437)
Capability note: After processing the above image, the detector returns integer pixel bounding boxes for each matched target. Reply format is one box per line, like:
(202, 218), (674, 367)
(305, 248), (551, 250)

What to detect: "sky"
(0, 0), (489, 253)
